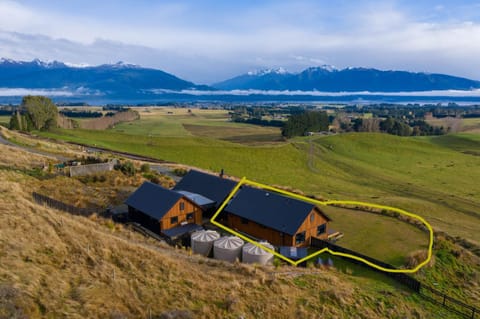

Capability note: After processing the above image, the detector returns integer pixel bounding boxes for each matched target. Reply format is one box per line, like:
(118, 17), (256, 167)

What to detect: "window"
(310, 213), (315, 223)
(317, 224), (326, 236)
(179, 202), (185, 211)
(186, 213), (194, 220)
(295, 231), (306, 245)
(170, 216), (178, 224)
(241, 218), (249, 225)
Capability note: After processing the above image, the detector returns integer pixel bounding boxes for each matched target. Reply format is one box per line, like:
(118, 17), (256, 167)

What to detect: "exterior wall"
(159, 197), (202, 231)
(226, 207), (329, 247)
(129, 206), (161, 234)
(227, 214), (293, 246)
(294, 208), (329, 247)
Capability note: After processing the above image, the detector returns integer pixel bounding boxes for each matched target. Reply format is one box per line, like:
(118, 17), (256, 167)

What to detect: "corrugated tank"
(213, 236), (244, 262)
(191, 230), (220, 256)
(242, 241), (274, 265)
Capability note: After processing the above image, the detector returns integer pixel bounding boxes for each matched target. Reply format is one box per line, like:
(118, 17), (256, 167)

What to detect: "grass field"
(113, 108), (283, 144)
(37, 109), (480, 262)
(0, 115), (10, 127)
(323, 206), (429, 266)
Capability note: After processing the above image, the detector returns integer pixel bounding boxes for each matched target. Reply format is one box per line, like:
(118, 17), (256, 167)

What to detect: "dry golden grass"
(0, 144), (469, 318)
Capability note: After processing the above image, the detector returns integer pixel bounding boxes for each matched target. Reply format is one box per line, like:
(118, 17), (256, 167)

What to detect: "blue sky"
(1, 0), (480, 83)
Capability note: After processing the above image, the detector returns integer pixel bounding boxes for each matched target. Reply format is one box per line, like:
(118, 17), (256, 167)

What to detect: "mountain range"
(214, 65), (480, 92)
(1, 59), (480, 101)
(0, 58), (209, 97)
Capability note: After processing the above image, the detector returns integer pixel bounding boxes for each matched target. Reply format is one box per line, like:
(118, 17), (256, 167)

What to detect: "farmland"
(1, 141), (466, 318)
(38, 108), (480, 249)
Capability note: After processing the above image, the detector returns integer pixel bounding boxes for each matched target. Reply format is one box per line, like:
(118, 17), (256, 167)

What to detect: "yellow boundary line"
(210, 177), (434, 272)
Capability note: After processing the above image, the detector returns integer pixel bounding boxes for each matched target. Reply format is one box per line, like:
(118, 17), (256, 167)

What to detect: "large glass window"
(317, 224), (326, 236)
(170, 216), (178, 224)
(187, 213), (194, 220)
(179, 202), (185, 211)
(295, 231), (306, 245)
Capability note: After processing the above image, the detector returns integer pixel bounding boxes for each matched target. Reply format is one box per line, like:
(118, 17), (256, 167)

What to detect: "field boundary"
(210, 177), (434, 272)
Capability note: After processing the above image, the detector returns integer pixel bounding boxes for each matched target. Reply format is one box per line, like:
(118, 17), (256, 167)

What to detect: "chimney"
(219, 168), (224, 178)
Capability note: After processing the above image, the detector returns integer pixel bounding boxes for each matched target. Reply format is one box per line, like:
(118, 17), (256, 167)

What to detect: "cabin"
(173, 169), (237, 215)
(125, 182), (203, 238)
(224, 186), (330, 247)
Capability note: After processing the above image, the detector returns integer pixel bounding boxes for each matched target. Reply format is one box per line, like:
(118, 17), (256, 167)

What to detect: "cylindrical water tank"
(191, 230), (220, 256)
(242, 241), (274, 265)
(213, 236), (244, 262)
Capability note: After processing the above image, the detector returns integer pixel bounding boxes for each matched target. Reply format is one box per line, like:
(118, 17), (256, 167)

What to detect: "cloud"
(1, 1), (480, 83)
(0, 88), (74, 97)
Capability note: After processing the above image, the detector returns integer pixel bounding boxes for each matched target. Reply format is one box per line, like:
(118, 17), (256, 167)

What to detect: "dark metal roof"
(175, 190), (216, 208)
(173, 170), (237, 208)
(125, 182), (183, 220)
(162, 223), (203, 239)
(225, 186), (316, 236)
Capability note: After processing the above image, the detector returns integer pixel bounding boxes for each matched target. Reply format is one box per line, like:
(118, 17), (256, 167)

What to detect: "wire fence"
(311, 238), (478, 318)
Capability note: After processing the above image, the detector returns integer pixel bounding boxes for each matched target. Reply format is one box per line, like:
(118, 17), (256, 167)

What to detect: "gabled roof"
(125, 182), (183, 220)
(173, 170), (237, 208)
(225, 186), (328, 236)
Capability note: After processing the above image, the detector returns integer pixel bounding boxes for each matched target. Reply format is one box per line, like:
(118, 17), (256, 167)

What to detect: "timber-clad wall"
(227, 208), (328, 247)
(159, 198), (202, 230)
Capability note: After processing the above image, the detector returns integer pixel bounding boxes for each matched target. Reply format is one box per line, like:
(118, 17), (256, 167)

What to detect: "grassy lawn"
(0, 115), (10, 127)
(322, 206), (429, 267)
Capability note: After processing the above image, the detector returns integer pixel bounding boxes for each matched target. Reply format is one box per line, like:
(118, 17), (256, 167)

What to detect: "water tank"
(191, 230), (220, 257)
(242, 241), (274, 265)
(213, 236), (244, 262)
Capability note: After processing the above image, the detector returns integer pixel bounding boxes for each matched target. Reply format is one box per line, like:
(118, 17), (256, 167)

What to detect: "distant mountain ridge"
(0, 58), (210, 97)
(1, 58), (480, 101)
(214, 65), (480, 92)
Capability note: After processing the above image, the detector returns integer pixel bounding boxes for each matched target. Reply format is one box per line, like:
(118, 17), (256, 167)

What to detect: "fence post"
(442, 294), (446, 306)
(472, 308), (475, 319)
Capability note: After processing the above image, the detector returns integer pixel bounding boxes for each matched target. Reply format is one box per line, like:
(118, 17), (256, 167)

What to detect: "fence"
(32, 192), (99, 216)
(311, 238), (478, 318)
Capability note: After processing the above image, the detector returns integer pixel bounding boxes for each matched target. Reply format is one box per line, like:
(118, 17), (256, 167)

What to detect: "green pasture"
(323, 206), (429, 267)
(0, 115), (10, 127)
(39, 109), (480, 264)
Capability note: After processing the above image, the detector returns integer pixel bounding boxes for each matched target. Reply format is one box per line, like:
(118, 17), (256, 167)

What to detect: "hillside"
(214, 66), (480, 92)
(0, 143), (470, 318)
(38, 109), (480, 246)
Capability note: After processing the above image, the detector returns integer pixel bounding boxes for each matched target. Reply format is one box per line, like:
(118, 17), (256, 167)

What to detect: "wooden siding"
(160, 197), (202, 231)
(294, 207), (329, 247)
(226, 207), (328, 247)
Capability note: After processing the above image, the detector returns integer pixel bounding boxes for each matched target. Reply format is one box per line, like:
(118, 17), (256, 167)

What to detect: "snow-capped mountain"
(0, 58), (209, 97)
(247, 67), (290, 76)
(214, 66), (480, 92)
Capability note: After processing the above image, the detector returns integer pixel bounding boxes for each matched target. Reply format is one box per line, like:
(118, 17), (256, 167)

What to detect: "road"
(0, 133), (71, 162)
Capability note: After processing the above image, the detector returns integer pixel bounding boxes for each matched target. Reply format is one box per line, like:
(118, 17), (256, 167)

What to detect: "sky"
(1, 0), (480, 84)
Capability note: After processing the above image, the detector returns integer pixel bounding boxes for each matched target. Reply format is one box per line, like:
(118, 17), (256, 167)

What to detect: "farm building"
(173, 169), (237, 214)
(125, 182), (203, 238)
(224, 186), (330, 247)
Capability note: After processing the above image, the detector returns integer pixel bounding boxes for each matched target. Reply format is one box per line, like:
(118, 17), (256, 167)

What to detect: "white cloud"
(0, 1), (480, 83)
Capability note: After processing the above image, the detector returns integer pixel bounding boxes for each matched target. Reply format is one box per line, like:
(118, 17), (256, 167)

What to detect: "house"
(173, 169), (237, 215)
(224, 186), (330, 247)
(125, 182), (203, 238)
